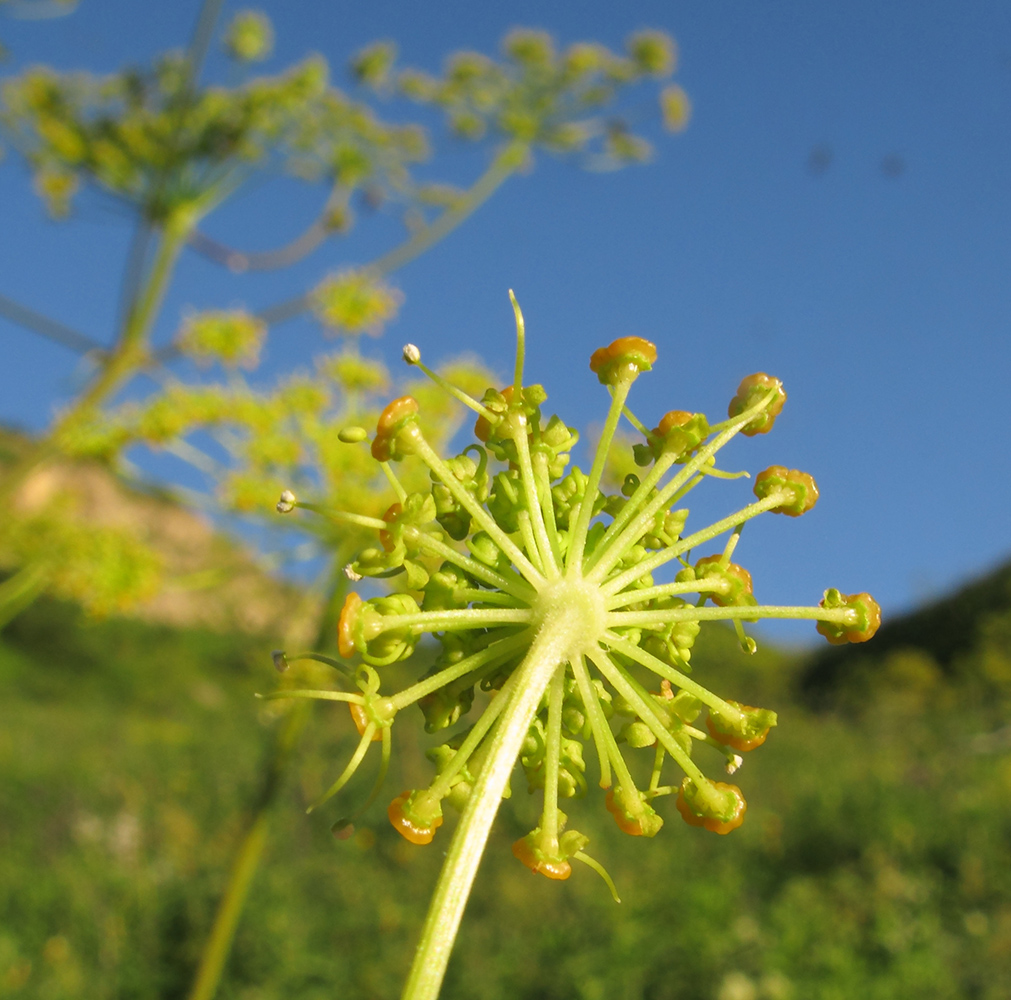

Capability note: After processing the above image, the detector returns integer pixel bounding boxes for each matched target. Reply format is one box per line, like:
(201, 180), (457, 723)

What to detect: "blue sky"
(2, 1), (1010, 643)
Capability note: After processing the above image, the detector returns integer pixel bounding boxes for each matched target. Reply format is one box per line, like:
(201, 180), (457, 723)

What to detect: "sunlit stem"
(381, 462), (408, 503)
(601, 493), (789, 597)
(533, 451), (565, 567)
(605, 579), (724, 610)
(540, 668), (566, 851)
(609, 604), (866, 626)
(410, 530), (536, 603)
(307, 722), (377, 813)
(568, 378), (634, 574)
(570, 655), (613, 789)
(293, 502), (388, 531)
(413, 359), (495, 420)
(516, 510), (545, 577)
(509, 289), (525, 394)
(589, 648), (706, 785)
(603, 634), (743, 720)
(453, 589), (523, 607)
(732, 618), (756, 653)
(581, 653), (641, 794)
(427, 669), (520, 801)
(255, 690), (361, 705)
(390, 631), (530, 711)
(400, 605), (585, 1000)
(573, 852), (621, 904)
(350, 725), (393, 823)
(587, 450), (679, 567)
(620, 402), (652, 438)
(588, 392), (780, 583)
(378, 607), (531, 634)
(511, 413), (560, 578)
(721, 524), (744, 565)
(413, 435), (545, 587)
(648, 744), (666, 792)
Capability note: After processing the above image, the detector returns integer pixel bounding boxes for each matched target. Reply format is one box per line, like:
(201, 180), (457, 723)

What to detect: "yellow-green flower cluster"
(269, 295), (881, 897)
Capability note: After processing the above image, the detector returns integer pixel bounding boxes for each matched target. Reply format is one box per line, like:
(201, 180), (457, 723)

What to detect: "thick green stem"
(400, 603), (587, 1000)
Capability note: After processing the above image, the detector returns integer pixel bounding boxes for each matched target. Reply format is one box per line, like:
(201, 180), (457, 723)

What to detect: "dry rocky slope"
(1, 426), (315, 637)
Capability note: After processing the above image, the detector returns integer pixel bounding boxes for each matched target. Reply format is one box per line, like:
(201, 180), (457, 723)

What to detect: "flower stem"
(400, 602), (588, 1000)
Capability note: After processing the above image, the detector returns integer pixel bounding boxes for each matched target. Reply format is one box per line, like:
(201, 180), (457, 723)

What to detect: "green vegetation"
(3, 564), (1009, 999)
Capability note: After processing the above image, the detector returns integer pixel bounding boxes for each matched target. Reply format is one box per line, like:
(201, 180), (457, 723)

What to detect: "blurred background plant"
(0, 1), (687, 630)
(0, 3), (689, 996)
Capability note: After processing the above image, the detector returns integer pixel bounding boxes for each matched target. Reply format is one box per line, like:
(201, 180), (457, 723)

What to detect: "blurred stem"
(186, 699), (309, 1000)
(0, 292), (104, 355)
(257, 142), (526, 327)
(0, 561), (49, 631)
(186, 559), (349, 1000)
(0, 221), (187, 508)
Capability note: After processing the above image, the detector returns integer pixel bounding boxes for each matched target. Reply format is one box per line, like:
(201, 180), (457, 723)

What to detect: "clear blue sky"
(2, 1), (1010, 643)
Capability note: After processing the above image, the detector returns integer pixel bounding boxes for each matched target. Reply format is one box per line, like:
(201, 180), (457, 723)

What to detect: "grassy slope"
(1, 579), (1010, 1000)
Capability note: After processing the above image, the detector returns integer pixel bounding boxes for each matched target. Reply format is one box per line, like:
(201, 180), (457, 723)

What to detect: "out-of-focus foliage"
(56, 349), (495, 576)
(311, 270), (403, 337)
(357, 28), (689, 167)
(1, 49), (427, 222)
(177, 309), (267, 369)
(2, 569), (1009, 998)
(224, 9), (274, 64)
(0, 14), (689, 629)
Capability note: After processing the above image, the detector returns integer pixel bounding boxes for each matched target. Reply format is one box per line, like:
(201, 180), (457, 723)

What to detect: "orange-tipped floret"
(754, 466), (819, 516)
(388, 790), (444, 845)
(694, 555), (754, 607)
(589, 336), (657, 386)
(349, 702), (383, 742)
(676, 778), (746, 834)
(652, 409), (709, 460)
(371, 395), (420, 461)
(474, 385), (514, 442)
(604, 786), (663, 837)
(705, 699), (777, 752)
(728, 373), (786, 436)
(379, 501), (403, 552)
(511, 835), (572, 880)
(337, 592), (362, 658)
(816, 589), (882, 644)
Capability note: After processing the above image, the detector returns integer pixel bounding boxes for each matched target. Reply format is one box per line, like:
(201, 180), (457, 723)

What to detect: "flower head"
(270, 293), (879, 898)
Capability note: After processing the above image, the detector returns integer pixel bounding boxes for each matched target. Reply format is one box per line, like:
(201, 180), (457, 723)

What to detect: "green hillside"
(2, 572), (1010, 999)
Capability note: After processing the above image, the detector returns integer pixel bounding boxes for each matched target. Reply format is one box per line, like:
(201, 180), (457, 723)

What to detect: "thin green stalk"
(567, 379), (632, 574)
(540, 669), (565, 849)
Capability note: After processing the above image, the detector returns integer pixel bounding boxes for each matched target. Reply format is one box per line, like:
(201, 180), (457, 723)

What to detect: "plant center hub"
(531, 576), (606, 659)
